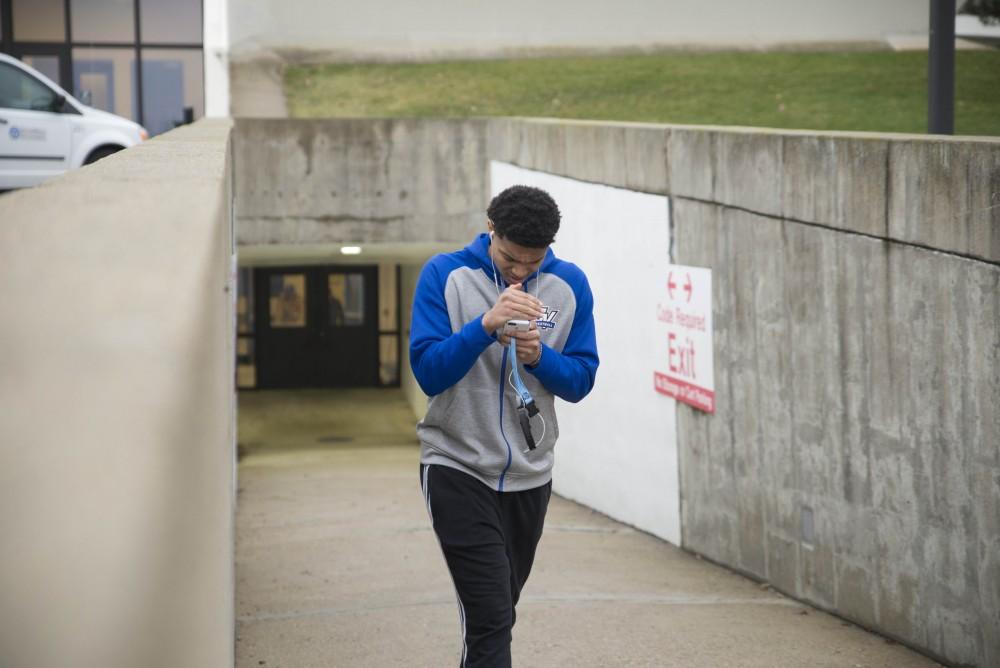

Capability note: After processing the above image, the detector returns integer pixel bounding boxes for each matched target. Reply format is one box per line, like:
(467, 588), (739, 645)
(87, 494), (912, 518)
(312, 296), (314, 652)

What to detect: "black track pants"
(420, 464), (552, 668)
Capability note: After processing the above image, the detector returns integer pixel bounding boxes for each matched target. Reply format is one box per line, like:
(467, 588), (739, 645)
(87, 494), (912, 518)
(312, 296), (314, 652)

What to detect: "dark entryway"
(253, 265), (380, 388)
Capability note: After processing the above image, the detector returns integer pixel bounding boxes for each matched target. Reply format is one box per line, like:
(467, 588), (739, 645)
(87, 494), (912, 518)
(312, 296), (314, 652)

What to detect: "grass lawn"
(286, 50), (1000, 136)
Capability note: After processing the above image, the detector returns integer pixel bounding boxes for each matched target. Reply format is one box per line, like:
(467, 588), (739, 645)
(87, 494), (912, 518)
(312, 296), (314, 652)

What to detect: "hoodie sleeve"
(409, 259), (495, 396)
(525, 271), (599, 403)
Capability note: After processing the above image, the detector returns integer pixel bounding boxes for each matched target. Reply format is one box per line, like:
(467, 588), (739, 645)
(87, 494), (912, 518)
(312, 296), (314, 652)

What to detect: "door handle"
(0, 118), (7, 125)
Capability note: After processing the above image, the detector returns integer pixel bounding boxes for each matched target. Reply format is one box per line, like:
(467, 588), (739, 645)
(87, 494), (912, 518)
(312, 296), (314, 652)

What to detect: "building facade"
(0, 0), (205, 135)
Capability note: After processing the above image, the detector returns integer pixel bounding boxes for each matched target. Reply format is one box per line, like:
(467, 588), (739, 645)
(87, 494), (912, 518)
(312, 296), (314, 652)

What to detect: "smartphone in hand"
(503, 319), (531, 336)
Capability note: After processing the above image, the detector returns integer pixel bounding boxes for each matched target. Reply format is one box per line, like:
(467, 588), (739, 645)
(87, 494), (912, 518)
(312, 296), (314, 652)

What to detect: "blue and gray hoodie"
(410, 232), (599, 492)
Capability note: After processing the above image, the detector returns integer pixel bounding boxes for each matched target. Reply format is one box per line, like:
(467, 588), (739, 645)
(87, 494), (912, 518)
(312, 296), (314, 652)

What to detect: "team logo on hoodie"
(536, 307), (560, 330)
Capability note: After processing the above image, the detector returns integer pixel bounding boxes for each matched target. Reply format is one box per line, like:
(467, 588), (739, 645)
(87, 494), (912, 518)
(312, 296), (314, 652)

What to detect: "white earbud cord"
(490, 235), (547, 450)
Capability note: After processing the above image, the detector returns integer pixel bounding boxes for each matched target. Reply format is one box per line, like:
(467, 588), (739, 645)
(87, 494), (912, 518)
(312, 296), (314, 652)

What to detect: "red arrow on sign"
(683, 273), (693, 302)
(667, 272), (677, 300)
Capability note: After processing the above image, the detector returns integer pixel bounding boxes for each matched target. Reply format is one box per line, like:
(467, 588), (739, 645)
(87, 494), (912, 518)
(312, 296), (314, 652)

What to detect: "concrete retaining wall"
(231, 116), (999, 666)
(234, 118), (490, 248)
(0, 120), (236, 668)
(488, 119), (999, 668)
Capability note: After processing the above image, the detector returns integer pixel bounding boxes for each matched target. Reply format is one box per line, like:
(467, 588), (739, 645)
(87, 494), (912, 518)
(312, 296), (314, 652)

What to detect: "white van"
(0, 52), (147, 190)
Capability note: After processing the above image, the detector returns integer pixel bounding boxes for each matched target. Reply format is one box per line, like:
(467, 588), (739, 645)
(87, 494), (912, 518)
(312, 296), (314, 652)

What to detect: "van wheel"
(84, 146), (122, 165)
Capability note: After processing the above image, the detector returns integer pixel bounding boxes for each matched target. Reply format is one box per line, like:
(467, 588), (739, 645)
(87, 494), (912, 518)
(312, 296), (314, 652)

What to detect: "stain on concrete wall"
(234, 118), (490, 247)
(669, 138), (1000, 667)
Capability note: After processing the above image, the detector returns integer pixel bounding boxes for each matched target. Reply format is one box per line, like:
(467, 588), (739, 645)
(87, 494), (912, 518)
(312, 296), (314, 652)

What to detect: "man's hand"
(501, 326), (542, 366)
(482, 283), (544, 334)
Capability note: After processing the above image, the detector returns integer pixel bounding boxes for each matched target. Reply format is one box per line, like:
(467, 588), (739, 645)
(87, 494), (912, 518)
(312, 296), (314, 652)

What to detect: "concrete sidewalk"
(236, 389), (940, 667)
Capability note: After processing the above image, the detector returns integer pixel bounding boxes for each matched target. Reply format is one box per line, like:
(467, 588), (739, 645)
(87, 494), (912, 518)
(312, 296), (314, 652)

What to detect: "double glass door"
(253, 266), (380, 388)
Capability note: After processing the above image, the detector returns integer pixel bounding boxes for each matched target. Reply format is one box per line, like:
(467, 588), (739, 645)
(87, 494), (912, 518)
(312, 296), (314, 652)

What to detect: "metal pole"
(928, 0), (957, 134)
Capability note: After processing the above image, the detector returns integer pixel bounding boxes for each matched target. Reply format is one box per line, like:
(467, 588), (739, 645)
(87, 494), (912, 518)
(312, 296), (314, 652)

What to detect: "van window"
(0, 63), (58, 111)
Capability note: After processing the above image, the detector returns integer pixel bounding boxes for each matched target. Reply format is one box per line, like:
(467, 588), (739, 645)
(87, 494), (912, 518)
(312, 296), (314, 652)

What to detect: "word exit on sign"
(653, 265), (715, 413)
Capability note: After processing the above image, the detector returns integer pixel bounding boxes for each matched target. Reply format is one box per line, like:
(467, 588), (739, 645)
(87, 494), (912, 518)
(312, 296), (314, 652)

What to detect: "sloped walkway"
(236, 389), (940, 668)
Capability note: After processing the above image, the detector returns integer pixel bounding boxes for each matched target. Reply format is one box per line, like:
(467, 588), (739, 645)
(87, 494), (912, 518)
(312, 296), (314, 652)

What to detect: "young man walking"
(410, 185), (599, 667)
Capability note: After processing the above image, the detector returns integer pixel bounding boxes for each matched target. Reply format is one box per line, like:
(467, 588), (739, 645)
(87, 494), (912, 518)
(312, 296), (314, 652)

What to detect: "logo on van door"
(8, 126), (45, 141)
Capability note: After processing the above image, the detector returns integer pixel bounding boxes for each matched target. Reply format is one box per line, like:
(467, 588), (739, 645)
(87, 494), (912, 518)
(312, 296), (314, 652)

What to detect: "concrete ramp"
(235, 390), (940, 667)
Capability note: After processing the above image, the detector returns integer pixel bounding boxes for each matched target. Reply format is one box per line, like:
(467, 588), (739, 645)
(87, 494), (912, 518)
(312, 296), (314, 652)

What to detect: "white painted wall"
(204, 0), (230, 116)
(229, 0), (928, 60)
(491, 162), (679, 544)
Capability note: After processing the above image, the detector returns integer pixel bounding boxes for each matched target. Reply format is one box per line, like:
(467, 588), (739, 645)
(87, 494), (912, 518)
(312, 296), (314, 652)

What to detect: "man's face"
(489, 232), (548, 286)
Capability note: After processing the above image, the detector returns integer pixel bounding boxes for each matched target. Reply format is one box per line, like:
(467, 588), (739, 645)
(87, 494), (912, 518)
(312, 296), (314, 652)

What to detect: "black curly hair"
(487, 185), (561, 248)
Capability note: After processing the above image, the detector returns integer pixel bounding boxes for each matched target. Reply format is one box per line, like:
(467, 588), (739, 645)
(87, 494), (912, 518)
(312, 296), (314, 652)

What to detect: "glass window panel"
(236, 337), (254, 365)
(236, 334), (256, 389)
(0, 63), (58, 110)
(237, 268), (254, 334)
(70, 0), (135, 42)
(237, 296), (249, 333)
(72, 48), (137, 120)
(21, 56), (61, 85)
(140, 0), (202, 44)
(269, 274), (306, 328)
(378, 263), (397, 331)
(328, 273), (365, 327)
(236, 364), (256, 389)
(13, 0), (65, 42)
(140, 49), (204, 136)
(379, 335), (399, 386)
